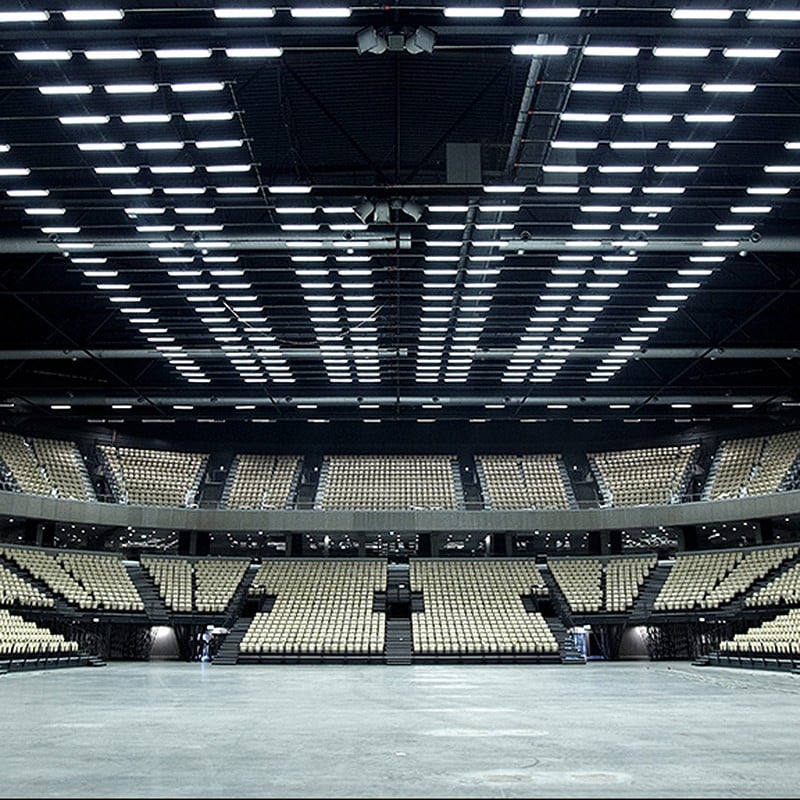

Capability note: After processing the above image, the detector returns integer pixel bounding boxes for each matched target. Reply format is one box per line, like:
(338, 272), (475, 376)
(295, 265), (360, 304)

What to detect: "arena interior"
(1, 1), (800, 797)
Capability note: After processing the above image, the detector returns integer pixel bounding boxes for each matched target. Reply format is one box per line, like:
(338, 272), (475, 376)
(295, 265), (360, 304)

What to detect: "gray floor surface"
(1, 660), (798, 799)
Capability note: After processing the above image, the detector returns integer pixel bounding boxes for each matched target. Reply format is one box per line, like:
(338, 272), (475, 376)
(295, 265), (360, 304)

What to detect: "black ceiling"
(2, 1), (800, 431)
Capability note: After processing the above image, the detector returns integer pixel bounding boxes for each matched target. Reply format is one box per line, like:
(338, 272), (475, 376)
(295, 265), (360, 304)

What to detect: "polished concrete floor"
(1, 660), (798, 798)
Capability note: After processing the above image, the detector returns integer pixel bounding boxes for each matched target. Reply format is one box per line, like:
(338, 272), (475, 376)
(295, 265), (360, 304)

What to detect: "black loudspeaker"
(491, 533), (508, 556)
(682, 525), (698, 551)
(761, 518), (775, 544)
(23, 519), (38, 544)
(289, 533), (303, 557)
(446, 142), (481, 184)
(196, 531), (210, 557)
(418, 533), (431, 557)
(609, 530), (623, 555)
(178, 530), (191, 555)
(40, 521), (55, 548)
(588, 531), (602, 556)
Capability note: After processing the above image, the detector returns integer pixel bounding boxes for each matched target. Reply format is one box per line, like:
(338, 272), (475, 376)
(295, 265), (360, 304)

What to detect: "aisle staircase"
(384, 563), (413, 665)
(126, 563), (171, 625)
(211, 618), (251, 665)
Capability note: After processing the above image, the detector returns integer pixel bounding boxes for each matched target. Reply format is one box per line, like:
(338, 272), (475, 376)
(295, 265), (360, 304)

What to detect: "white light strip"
(583, 46), (639, 57)
(444, 7), (504, 18)
(225, 47), (283, 58)
(511, 44), (569, 56)
(85, 49), (141, 60)
(63, 9), (124, 21)
(214, 7), (276, 18)
(520, 7), (580, 18)
(671, 8), (732, 19)
(290, 7), (352, 18)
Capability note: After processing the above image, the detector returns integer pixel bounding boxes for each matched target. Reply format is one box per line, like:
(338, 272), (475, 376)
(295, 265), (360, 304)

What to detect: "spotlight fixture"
(356, 24), (436, 55)
(353, 199), (375, 223)
(405, 26), (436, 55)
(356, 26), (388, 55)
(373, 199), (391, 223)
(400, 199), (424, 221)
(352, 196), (426, 223)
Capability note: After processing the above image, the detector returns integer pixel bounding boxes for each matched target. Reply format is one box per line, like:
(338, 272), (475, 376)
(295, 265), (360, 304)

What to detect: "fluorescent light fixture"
(225, 47), (283, 58)
(551, 140), (598, 148)
(483, 185), (525, 192)
(746, 186), (790, 195)
(579, 205), (621, 212)
(589, 185), (632, 193)
(84, 49), (141, 59)
(105, 84), (158, 94)
(537, 185), (579, 193)
(196, 139), (243, 149)
(746, 10), (800, 21)
(151, 167), (195, 175)
(520, 6), (580, 17)
(171, 82), (225, 92)
(730, 205), (771, 213)
(290, 7), (352, 18)
(609, 141), (658, 149)
(668, 141), (716, 149)
(684, 113), (734, 123)
(124, 207), (166, 215)
(78, 141), (125, 151)
(723, 47), (780, 58)
(216, 185), (259, 194)
(155, 48), (212, 59)
(269, 184), (312, 193)
(136, 141), (184, 150)
(654, 165), (699, 173)
(63, 9), (124, 21)
(7, 189), (48, 197)
(599, 166), (643, 173)
(542, 165), (587, 173)
(560, 112), (610, 122)
(137, 225), (175, 233)
(571, 82), (624, 92)
(702, 83), (756, 92)
(214, 7), (276, 18)
(59, 115), (110, 124)
(653, 47), (710, 58)
(511, 44), (569, 56)
(622, 113), (672, 123)
(764, 165), (800, 173)
(0, 11), (49, 22)
(183, 112), (235, 122)
(443, 6), (504, 17)
(16, 50), (71, 60)
(39, 85), (92, 94)
(671, 8), (732, 19)
(641, 186), (685, 193)
(43, 227), (81, 234)
(630, 205), (671, 213)
(205, 164), (251, 172)
(583, 46), (639, 57)
(637, 83), (691, 92)
(123, 113), (172, 124)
